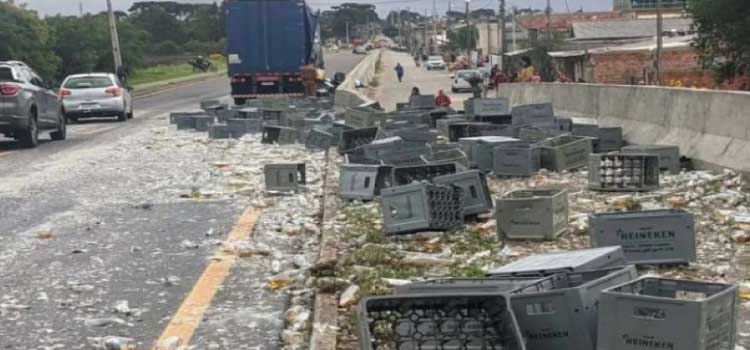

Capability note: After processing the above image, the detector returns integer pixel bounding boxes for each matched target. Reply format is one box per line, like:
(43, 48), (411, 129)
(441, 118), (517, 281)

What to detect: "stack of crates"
(392, 163), (458, 186)
(465, 98), (512, 124)
(345, 106), (388, 129)
(539, 135), (594, 171)
(621, 144), (681, 174)
(436, 115), (468, 137)
(597, 277), (738, 350)
(434, 170), (494, 216)
(589, 209), (696, 265)
(448, 122), (510, 142)
(512, 103), (555, 127)
(459, 136), (521, 171)
(488, 246), (627, 278)
(588, 153), (660, 192)
(493, 143), (542, 177)
(496, 189), (569, 240)
(380, 183), (465, 234)
(264, 163), (306, 192)
(338, 127), (378, 154)
(339, 164), (393, 201)
(261, 126), (298, 145)
(215, 108), (239, 123)
(509, 266), (639, 350)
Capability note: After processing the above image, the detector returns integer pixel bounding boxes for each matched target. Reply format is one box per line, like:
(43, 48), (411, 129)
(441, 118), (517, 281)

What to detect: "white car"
(425, 56), (447, 70)
(451, 70), (482, 93)
(59, 73), (133, 122)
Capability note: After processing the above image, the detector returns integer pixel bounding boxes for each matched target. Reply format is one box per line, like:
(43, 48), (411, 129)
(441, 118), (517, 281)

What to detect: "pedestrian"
(394, 63), (404, 83)
(411, 86), (421, 97)
(467, 73), (483, 99)
(301, 64), (318, 97)
(116, 64), (129, 84)
(435, 90), (451, 107)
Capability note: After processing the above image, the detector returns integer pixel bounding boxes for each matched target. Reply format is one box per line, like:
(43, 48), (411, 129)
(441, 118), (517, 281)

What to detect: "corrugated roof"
(588, 34), (695, 54)
(572, 18), (693, 41)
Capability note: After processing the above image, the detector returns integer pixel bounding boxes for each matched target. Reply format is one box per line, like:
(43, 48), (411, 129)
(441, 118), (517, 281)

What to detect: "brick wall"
(589, 48), (705, 86)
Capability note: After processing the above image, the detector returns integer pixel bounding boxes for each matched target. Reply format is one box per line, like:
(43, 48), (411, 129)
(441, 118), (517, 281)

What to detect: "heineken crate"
(380, 183), (465, 234)
(464, 97), (511, 118)
(488, 246), (627, 278)
(573, 125), (624, 152)
(597, 277), (738, 350)
(588, 153), (660, 192)
(358, 293), (525, 350)
(621, 144), (681, 174)
(261, 126), (298, 145)
(408, 94), (436, 110)
(215, 108), (239, 122)
(378, 145), (432, 166)
(556, 117), (573, 132)
(264, 163), (306, 192)
(422, 148), (470, 168)
(448, 122), (508, 142)
(539, 135), (593, 171)
(394, 277), (543, 294)
(208, 124), (232, 140)
(200, 99), (223, 111)
(459, 136), (521, 171)
(493, 144), (541, 177)
(345, 106), (389, 129)
(509, 266), (639, 350)
(512, 103), (554, 126)
(260, 97), (291, 112)
(393, 128), (438, 144)
(305, 128), (335, 150)
(589, 209), (696, 265)
(496, 189), (569, 240)
(436, 116), (468, 137)
(425, 107), (454, 128)
(170, 111), (206, 125)
(339, 164), (393, 201)
(227, 118), (262, 135)
(392, 163), (458, 186)
(338, 127), (378, 154)
(518, 126), (569, 143)
(362, 137), (404, 160)
(193, 115), (214, 132)
(395, 102), (410, 111)
(174, 114), (197, 130)
(434, 170), (494, 216)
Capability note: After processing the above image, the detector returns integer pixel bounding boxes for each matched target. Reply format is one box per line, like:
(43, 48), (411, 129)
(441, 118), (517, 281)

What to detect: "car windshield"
(0, 67), (14, 81)
(64, 77), (113, 89)
(458, 71), (478, 79)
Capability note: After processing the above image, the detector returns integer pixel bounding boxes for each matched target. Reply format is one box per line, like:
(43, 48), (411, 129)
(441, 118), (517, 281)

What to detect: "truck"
(225, 0), (324, 105)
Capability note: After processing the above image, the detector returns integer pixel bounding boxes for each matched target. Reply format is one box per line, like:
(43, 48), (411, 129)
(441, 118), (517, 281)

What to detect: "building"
(615, 0), (687, 11)
(569, 17), (694, 49)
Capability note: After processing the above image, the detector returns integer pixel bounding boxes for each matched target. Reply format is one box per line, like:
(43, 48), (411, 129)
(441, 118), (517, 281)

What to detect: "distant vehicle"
(353, 46), (368, 55)
(0, 61), (65, 148)
(225, 0), (324, 105)
(452, 70), (482, 93)
(425, 56), (447, 71)
(59, 73), (133, 123)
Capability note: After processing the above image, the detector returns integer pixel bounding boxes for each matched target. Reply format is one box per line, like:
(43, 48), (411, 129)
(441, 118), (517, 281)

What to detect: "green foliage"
(447, 25), (480, 51)
(0, 3), (60, 79)
(687, 0), (750, 82)
(319, 4), (381, 40)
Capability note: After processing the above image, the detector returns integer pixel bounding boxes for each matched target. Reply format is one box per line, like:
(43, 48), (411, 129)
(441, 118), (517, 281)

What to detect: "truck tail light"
(105, 86), (123, 97)
(0, 84), (21, 96)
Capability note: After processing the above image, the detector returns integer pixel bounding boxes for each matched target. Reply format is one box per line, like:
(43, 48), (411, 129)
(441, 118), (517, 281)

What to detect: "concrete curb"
(132, 70), (226, 98)
(309, 150), (342, 350)
(334, 50), (382, 109)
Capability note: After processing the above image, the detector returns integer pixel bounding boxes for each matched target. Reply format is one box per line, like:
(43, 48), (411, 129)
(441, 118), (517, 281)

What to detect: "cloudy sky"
(20, 0), (611, 17)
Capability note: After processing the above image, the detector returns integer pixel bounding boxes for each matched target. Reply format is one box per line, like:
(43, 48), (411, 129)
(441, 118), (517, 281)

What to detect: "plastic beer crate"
(493, 144), (542, 177)
(392, 162), (458, 186)
(459, 136), (521, 171)
(408, 94), (437, 110)
(597, 277), (738, 350)
(434, 170), (494, 217)
(621, 144), (681, 174)
(380, 183), (465, 235)
(588, 153), (660, 192)
(517, 126), (569, 143)
(264, 163), (306, 192)
(512, 103), (554, 126)
(394, 277), (543, 294)
(345, 106), (388, 129)
(488, 247), (627, 278)
(588, 209), (696, 265)
(261, 126), (298, 145)
(305, 128), (335, 150)
(339, 164), (393, 201)
(464, 97), (511, 117)
(539, 135), (593, 171)
(496, 189), (569, 240)
(338, 127), (378, 154)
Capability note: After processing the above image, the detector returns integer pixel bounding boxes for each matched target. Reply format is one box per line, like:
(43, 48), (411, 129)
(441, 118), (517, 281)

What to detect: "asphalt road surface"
(0, 52), (364, 349)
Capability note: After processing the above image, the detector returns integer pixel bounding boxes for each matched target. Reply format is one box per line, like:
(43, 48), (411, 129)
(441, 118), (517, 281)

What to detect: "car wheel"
(452, 87), (457, 93)
(127, 110), (134, 119)
(117, 112), (127, 122)
(19, 109), (39, 148)
(50, 110), (67, 141)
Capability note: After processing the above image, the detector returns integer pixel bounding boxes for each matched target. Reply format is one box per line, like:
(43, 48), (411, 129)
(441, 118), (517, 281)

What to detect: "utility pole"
(432, 0), (437, 55)
(545, 0), (552, 43)
(655, 0), (663, 85)
(79, 1), (84, 16)
(106, 0), (123, 72)
(465, 0), (471, 68)
(345, 22), (350, 45)
(498, 0), (506, 68)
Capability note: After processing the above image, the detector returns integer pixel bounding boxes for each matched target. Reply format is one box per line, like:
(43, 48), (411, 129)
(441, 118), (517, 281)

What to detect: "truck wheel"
(19, 109), (39, 148)
(234, 98), (247, 106)
(50, 110), (67, 141)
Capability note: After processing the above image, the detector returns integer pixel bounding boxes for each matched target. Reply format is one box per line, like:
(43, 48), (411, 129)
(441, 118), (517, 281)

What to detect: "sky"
(20, 0), (612, 17)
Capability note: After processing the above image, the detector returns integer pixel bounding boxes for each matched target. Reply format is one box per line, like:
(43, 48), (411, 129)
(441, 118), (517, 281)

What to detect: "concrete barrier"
(335, 50), (382, 109)
(495, 83), (750, 172)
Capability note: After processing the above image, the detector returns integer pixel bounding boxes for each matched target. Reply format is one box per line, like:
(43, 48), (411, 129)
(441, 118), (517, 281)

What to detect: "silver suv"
(0, 61), (66, 148)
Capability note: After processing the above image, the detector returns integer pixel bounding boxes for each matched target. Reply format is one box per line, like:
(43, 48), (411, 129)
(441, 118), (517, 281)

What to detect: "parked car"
(59, 73), (133, 123)
(0, 61), (66, 148)
(451, 70), (482, 93)
(425, 56), (447, 71)
(353, 46), (368, 55)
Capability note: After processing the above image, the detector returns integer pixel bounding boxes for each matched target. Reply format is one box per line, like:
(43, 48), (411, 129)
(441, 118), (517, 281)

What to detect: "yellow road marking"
(0, 151), (14, 158)
(153, 207), (262, 349)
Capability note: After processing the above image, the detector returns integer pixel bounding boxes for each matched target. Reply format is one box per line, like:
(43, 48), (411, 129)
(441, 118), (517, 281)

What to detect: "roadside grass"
(129, 57), (226, 86)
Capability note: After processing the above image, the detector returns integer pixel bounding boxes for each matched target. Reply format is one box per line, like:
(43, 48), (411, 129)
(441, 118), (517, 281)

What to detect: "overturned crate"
(170, 111), (207, 125)
(345, 106), (388, 129)
(512, 103), (554, 127)
(597, 277), (738, 350)
(193, 115), (214, 132)
(392, 162), (458, 186)
(539, 135), (593, 171)
(496, 189), (569, 240)
(459, 136), (522, 171)
(509, 266), (639, 350)
(434, 170), (494, 217)
(264, 163), (306, 192)
(621, 144), (681, 174)
(261, 126), (298, 145)
(588, 153), (660, 192)
(174, 114), (198, 130)
(488, 246), (626, 278)
(394, 277), (544, 294)
(338, 127), (379, 154)
(589, 209), (696, 265)
(422, 148), (470, 168)
(227, 118), (262, 135)
(358, 293), (526, 350)
(339, 164), (393, 201)
(573, 125), (624, 152)
(208, 124), (233, 140)
(380, 183), (465, 235)
(493, 144), (542, 177)
(215, 108), (239, 123)
(305, 128), (335, 150)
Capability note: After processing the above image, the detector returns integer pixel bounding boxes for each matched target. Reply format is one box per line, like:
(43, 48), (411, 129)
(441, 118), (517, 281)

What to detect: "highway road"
(0, 52), (364, 350)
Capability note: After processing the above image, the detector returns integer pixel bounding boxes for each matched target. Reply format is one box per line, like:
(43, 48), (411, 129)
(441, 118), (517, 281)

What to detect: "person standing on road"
(394, 63), (404, 83)
(301, 64), (318, 97)
(435, 90), (451, 107)
(411, 86), (421, 97)
(467, 73), (484, 99)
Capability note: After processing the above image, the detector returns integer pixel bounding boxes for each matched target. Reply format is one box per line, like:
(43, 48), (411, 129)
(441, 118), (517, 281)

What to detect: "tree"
(688, 0), (750, 82)
(471, 9), (495, 19)
(319, 3), (381, 40)
(0, 3), (60, 79)
(447, 25), (479, 51)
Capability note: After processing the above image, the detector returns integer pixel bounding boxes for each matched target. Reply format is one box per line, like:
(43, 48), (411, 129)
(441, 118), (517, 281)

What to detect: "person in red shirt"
(435, 90), (451, 107)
